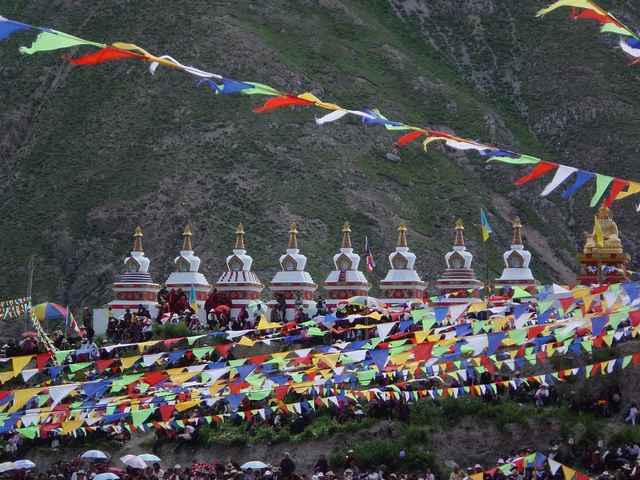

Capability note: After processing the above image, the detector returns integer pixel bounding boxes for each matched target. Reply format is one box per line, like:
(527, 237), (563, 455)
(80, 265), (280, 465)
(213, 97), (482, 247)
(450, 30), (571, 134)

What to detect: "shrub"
(153, 322), (191, 339)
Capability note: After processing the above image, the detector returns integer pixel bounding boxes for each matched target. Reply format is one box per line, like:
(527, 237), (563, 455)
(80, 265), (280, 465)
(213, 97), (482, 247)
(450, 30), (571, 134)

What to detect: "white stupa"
(270, 223), (317, 320)
(379, 224), (426, 306)
(109, 226), (160, 317)
(214, 224), (263, 318)
(323, 222), (369, 309)
(434, 219), (483, 305)
(165, 224), (211, 321)
(494, 217), (536, 290)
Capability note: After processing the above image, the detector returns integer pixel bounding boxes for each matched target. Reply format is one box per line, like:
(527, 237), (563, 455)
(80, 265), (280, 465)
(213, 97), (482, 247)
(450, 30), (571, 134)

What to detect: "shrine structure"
(270, 223), (317, 320)
(323, 222), (369, 309)
(494, 217), (537, 291)
(108, 226), (160, 318)
(165, 224), (210, 321)
(434, 219), (483, 305)
(379, 224), (426, 305)
(214, 224), (263, 317)
(578, 207), (630, 285)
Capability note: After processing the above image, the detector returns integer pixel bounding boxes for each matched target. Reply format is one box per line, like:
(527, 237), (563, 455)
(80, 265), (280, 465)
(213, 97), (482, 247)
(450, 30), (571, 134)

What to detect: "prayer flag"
(594, 215), (604, 248)
(480, 208), (492, 242)
(364, 236), (375, 272)
(0, 17), (34, 41)
(70, 46), (144, 65)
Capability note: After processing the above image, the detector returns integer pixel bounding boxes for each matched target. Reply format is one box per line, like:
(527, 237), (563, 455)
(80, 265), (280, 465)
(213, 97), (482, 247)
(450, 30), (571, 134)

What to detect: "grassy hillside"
(0, 0), (638, 306)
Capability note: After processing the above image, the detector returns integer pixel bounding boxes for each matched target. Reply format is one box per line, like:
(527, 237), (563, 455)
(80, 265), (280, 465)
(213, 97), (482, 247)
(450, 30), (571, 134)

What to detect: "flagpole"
(484, 230), (490, 298)
(24, 254), (35, 332)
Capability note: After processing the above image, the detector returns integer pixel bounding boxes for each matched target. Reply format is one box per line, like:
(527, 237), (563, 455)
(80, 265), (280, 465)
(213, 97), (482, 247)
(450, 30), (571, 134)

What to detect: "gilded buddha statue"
(583, 206), (623, 254)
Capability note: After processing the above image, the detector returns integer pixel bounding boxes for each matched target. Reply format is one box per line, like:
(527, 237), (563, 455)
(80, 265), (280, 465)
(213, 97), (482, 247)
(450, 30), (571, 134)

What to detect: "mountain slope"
(0, 0), (638, 306)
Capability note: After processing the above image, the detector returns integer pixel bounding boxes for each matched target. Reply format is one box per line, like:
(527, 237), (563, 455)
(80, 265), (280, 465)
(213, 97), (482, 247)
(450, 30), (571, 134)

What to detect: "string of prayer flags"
(537, 0), (640, 63)
(0, 15), (637, 212)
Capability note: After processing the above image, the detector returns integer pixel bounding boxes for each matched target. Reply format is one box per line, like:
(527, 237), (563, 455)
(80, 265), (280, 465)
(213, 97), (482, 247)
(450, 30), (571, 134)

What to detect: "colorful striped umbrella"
(32, 303), (73, 322)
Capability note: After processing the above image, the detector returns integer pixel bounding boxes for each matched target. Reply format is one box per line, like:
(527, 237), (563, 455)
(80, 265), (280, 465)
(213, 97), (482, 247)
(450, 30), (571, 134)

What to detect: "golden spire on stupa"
(397, 224), (408, 248)
(341, 222), (352, 249)
(132, 226), (144, 252)
(512, 217), (523, 246)
(235, 223), (246, 250)
(454, 219), (465, 246)
(288, 223), (299, 250)
(182, 224), (193, 251)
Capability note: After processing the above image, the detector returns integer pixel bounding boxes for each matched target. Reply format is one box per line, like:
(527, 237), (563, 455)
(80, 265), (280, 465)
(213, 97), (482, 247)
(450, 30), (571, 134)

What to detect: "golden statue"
(583, 207), (623, 254)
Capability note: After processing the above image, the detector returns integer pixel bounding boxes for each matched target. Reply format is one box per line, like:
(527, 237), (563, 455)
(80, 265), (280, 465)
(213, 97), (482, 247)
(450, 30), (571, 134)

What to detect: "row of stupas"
(108, 207), (630, 320)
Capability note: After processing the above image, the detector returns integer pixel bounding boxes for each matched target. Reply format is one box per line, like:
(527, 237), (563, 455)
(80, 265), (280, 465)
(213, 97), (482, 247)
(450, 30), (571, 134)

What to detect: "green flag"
(20, 30), (104, 55)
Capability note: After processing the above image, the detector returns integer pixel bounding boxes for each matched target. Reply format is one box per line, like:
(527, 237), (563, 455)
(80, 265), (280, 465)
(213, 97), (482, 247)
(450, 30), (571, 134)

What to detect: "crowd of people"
(7, 439), (640, 480)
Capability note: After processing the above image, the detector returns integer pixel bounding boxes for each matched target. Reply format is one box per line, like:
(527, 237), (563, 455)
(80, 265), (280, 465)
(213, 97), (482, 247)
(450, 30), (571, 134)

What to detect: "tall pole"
(25, 255), (35, 331)
(484, 239), (490, 297)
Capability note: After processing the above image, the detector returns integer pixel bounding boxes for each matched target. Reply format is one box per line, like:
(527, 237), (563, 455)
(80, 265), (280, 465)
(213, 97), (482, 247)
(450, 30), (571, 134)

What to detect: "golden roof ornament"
(512, 217), (523, 246)
(132, 226), (144, 252)
(235, 223), (246, 250)
(454, 219), (465, 247)
(182, 224), (193, 251)
(397, 224), (408, 248)
(341, 222), (352, 249)
(288, 223), (299, 250)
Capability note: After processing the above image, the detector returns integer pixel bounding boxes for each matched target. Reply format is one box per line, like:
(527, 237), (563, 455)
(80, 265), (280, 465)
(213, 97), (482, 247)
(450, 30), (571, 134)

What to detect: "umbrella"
(0, 463), (13, 473)
(94, 474), (120, 480)
(13, 460), (36, 470)
(137, 454), (161, 464)
(81, 450), (109, 461)
(32, 303), (73, 323)
(21, 331), (38, 338)
(247, 300), (268, 316)
(347, 296), (383, 309)
(120, 455), (147, 470)
(241, 461), (269, 470)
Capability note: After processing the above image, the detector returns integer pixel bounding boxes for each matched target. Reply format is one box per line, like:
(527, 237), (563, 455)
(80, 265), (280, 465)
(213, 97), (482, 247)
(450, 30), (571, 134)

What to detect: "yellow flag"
(536, 0), (606, 18)
(562, 466), (576, 480)
(9, 387), (41, 413)
(594, 215), (604, 248)
(238, 336), (256, 347)
(12, 355), (33, 375)
(169, 372), (196, 385)
(120, 355), (141, 370)
(137, 340), (160, 353)
(61, 418), (83, 435)
(615, 181), (640, 200)
(175, 400), (199, 412)
(0, 371), (16, 385)
(468, 302), (487, 313)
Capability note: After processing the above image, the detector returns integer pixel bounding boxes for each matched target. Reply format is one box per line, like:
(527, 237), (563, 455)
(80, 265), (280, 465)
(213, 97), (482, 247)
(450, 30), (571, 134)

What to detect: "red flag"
(603, 178), (629, 208)
(96, 358), (115, 373)
(253, 95), (314, 113)
(159, 404), (175, 422)
(395, 130), (425, 147)
(70, 46), (145, 65)
(570, 8), (617, 26)
(515, 161), (557, 187)
(36, 352), (52, 370)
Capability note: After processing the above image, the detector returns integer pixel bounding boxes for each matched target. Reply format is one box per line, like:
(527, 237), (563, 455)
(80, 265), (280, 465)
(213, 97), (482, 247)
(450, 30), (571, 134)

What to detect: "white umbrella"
(247, 300), (268, 316)
(137, 454), (161, 464)
(120, 455), (147, 470)
(0, 463), (14, 473)
(241, 461), (269, 470)
(13, 460), (36, 470)
(94, 473), (119, 480)
(81, 450), (109, 461)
